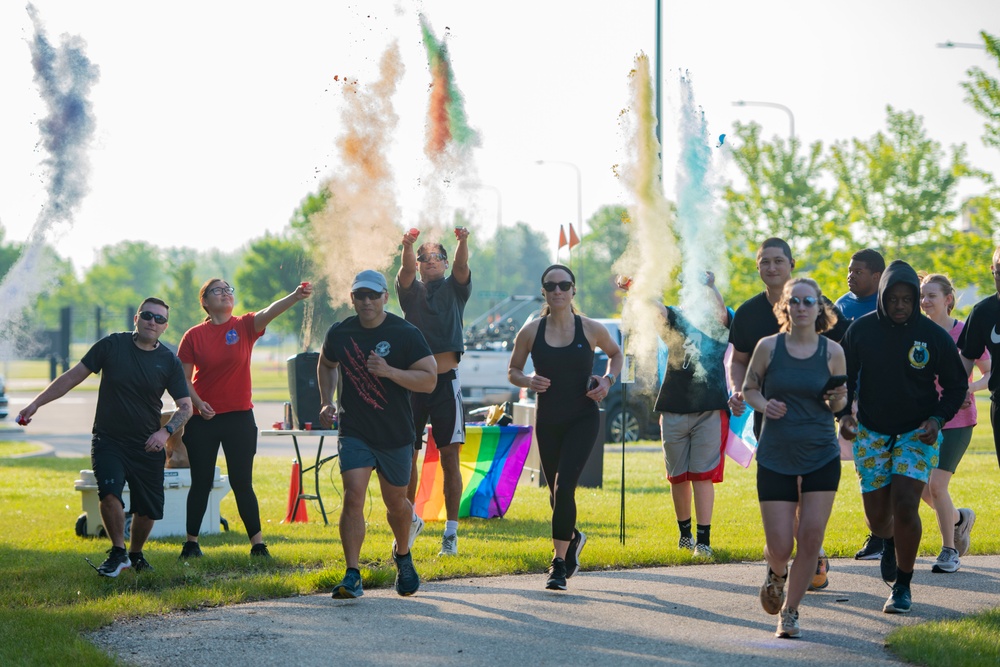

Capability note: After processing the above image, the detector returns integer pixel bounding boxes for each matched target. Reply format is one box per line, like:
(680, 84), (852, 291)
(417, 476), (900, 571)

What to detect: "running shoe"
(565, 529), (587, 577)
(880, 538), (897, 584)
(178, 540), (202, 559)
(96, 547), (131, 578)
(883, 583), (911, 614)
(759, 566), (786, 615)
(393, 546), (420, 596)
(409, 515), (425, 550)
(129, 552), (154, 573)
(678, 535), (695, 550)
(854, 533), (884, 560)
(809, 552), (830, 591)
(954, 508), (976, 557)
(693, 543), (715, 559)
(931, 546), (960, 574)
(250, 543), (271, 558)
(331, 568), (364, 599)
(546, 557), (567, 591)
(439, 533), (458, 556)
(776, 607), (801, 638)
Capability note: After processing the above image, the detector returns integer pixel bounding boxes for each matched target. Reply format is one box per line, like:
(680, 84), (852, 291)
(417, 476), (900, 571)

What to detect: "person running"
(508, 264), (623, 590)
(178, 278), (312, 559)
(839, 260), (967, 614)
(395, 227), (471, 556)
(18, 298), (191, 576)
(835, 248), (889, 562)
(622, 271), (730, 558)
(919, 273), (987, 572)
(318, 270), (437, 598)
(743, 278), (848, 639)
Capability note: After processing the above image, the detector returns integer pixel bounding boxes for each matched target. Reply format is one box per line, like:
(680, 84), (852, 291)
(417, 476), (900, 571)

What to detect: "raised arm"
(253, 282), (313, 334)
(451, 226), (471, 285)
(397, 229), (419, 290)
(17, 362), (93, 424)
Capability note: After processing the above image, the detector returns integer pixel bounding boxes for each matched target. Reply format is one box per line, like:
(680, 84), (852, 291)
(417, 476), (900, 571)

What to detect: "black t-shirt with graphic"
(655, 307), (731, 414)
(81, 332), (189, 447)
(321, 313), (433, 449)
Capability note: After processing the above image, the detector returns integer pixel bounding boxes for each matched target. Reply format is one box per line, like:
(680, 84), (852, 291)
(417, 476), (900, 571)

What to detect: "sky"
(0, 0), (998, 275)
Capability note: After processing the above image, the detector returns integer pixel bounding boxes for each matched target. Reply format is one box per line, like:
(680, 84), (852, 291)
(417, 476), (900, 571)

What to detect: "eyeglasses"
(788, 296), (818, 307)
(991, 268), (1000, 277)
(208, 286), (235, 296)
(352, 290), (384, 302)
(417, 252), (446, 263)
(543, 281), (574, 292)
(138, 311), (168, 324)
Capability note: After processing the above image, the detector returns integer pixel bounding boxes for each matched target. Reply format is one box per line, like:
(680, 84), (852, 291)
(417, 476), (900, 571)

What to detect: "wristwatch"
(164, 424), (175, 435)
(604, 374), (617, 386)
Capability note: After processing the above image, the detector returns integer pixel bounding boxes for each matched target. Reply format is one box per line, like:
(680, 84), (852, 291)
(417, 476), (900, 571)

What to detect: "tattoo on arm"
(746, 367), (761, 389)
(166, 403), (193, 432)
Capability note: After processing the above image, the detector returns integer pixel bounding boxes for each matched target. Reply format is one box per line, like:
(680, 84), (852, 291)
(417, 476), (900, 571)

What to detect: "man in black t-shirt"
(319, 269), (437, 599)
(395, 227), (471, 556)
(18, 298), (191, 577)
(957, 246), (1000, 468)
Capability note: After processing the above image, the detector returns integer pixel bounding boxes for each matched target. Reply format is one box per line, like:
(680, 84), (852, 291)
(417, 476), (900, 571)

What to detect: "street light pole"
(732, 99), (795, 140)
(937, 40), (987, 50)
(535, 160), (583, 273)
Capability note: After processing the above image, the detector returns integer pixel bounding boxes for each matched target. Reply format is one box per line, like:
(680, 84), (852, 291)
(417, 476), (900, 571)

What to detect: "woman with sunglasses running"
(742, 278), (847, 639)
(508, 264), (623, 590)
(177, 278), (312, 559)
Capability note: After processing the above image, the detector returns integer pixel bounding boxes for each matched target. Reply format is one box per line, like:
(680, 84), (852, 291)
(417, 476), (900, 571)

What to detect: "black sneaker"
(179, 541), (202, 559)
(250, 543), (271, 558)
(96, 547), (131, 578)
(129, 552), (154, 573)
(393, 546), (420, 596)
(883, 583), (911, 613)
(565, 530), (587, 578)
(855, 533), (884, 560)
(331, 568), (364, 599)
(546, 557), (568, 591)
(880, 538), (897, 584)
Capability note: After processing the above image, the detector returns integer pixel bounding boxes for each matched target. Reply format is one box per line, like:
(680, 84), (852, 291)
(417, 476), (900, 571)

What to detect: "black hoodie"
(841, 260), (968, 435)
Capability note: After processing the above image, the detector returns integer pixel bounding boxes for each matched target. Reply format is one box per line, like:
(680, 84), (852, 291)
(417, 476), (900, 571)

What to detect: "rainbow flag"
(414, 425), (533, 521)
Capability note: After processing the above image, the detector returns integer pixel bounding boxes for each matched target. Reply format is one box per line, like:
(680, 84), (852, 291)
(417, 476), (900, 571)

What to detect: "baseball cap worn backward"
(352, 270), (388, 293)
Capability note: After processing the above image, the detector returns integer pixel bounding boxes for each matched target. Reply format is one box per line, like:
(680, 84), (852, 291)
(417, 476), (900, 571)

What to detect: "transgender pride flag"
(415, 425), (533, 520)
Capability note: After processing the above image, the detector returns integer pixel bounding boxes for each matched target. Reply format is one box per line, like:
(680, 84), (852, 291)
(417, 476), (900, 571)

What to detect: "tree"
(0, 225), (23, 281)
(572, 205), (632, 317)
(160, 259), (203, 348)
(962, 31), (1000, 154)
(233, 234), (312, 341)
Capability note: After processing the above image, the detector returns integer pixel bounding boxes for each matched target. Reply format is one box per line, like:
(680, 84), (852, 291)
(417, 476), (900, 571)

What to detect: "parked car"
(0, 375), (8, 419)
(592, 319), (659, 443)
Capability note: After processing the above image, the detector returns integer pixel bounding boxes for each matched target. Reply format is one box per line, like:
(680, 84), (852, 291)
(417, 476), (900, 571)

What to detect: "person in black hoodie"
(838, 260), (967, 615)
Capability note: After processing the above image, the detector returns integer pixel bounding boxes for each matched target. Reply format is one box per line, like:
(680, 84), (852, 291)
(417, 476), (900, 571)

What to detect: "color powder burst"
(309, 43), (405, 307)
(0, 4), (100, 359)
(615, 53), (679, 386)
(419, 14), (478, 162)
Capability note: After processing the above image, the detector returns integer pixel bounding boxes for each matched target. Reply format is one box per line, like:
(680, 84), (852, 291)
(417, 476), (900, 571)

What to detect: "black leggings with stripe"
(535, 411), (600, 542)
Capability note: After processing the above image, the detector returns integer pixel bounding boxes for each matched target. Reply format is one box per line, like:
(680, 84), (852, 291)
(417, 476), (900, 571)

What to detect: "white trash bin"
(75, 467), (231, 538)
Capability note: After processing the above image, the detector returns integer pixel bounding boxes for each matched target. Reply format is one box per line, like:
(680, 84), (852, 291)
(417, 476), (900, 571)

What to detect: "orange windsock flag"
(568, 223), (580, 249)
(558, 225), (568, 249)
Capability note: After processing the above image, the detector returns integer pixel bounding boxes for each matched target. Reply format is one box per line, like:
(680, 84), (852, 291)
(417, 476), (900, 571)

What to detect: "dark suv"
(593, 319), (659, 443)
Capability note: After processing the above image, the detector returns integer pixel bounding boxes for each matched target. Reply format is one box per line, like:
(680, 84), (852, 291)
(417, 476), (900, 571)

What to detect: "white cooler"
(74, 467), (231, 538)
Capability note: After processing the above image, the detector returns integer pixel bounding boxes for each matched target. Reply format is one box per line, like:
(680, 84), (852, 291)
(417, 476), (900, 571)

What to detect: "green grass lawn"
(2, 431), (1000, 665)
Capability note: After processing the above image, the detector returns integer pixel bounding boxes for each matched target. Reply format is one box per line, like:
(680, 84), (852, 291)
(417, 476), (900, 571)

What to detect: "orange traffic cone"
(282, 459), (308, 523)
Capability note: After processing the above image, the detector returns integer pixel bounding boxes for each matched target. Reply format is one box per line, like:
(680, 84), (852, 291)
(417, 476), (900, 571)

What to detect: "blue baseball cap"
(351, 270), (387, 293)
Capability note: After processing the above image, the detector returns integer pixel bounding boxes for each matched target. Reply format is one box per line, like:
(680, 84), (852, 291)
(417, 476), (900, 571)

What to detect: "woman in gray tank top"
(742, 278), (848, 640)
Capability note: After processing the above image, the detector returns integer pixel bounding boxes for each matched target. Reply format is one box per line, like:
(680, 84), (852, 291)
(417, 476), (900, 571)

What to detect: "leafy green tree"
(160, 259), (203, 348)
(962, 31), (1000, 154)
(572, 205), (632, 317)
(233, 234), (311, 341)
(0, 225), (23, 281)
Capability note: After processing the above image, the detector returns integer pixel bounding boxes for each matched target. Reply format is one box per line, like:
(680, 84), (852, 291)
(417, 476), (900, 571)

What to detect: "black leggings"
(535, 411), (600, 541)
(991, 399), (1000, 470)
(184, 410), (261, 539)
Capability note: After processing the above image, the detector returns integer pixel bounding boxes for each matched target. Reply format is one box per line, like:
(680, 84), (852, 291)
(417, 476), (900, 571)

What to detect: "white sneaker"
(408, 515), (424, 551)
(439, 533), (458, 556)
(954, 508), (975, 557)
(931, 546), (961, 573)
(776, 607), (801, 638)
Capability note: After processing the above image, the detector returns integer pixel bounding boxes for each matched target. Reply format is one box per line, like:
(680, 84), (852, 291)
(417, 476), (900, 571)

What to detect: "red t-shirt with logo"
(177, 312), (263, 415)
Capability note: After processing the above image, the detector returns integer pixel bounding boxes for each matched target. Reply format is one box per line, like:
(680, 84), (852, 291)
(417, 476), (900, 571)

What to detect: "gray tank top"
(756, 335), (840, 475)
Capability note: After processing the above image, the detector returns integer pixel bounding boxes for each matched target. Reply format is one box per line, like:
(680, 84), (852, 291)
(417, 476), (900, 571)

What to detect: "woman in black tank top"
(508, 265), (623, 591)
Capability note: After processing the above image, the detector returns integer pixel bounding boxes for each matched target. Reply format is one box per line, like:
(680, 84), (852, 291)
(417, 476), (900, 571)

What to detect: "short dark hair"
(851, 248), (885, 274)
(757, 237), (793, 263)
(416, 242), (447, 259)
(139, 297), (169, 312)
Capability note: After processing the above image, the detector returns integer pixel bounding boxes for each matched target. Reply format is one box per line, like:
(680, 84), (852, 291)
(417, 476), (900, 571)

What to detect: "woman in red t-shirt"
(177, 278), (312, 558)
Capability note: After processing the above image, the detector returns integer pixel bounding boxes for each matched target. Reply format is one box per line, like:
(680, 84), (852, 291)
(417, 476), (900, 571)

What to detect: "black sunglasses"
(138, 311), (168, 324)
(417, 252), (446, 263)
(542, 281), (574, 293)
(788, 296), (818, 307)
(352, 290), (384, 302)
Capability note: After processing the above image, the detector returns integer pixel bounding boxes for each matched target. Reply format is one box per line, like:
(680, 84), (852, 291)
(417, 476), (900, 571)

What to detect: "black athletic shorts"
(756, 456), (841, 503)
(412, 369), (465, 451)
(92, 434), (166, 519)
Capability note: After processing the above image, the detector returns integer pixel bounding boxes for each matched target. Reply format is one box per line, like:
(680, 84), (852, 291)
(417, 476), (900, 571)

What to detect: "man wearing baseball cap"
(318, 269), (437, 599)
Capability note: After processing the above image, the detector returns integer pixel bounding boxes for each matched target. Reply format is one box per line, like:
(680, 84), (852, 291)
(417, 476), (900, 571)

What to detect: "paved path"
(90, 556), (1000, 666)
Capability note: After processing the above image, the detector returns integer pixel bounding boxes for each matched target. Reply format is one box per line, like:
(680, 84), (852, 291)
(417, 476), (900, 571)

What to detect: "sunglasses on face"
(208, 286), (235, 296)
(788, 296), (818, 307)
(138, 311), (168, 324)
(417, 253), (446, 263)
(542, 281), (574, 293)
(352, 290), (384, 302)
